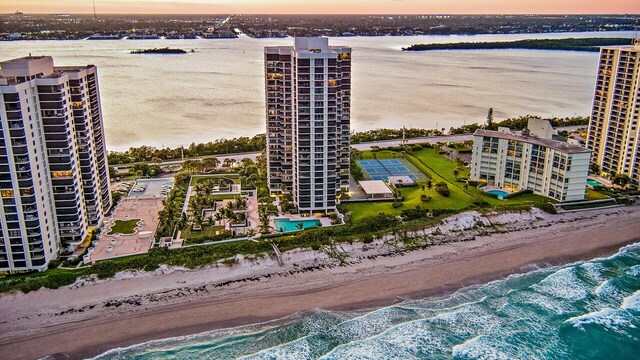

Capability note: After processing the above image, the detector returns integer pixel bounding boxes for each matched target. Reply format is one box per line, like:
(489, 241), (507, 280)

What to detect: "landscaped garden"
(107, 219), (140, 235)
(345, 145), (553, 222)
(190, 174), (240, 186)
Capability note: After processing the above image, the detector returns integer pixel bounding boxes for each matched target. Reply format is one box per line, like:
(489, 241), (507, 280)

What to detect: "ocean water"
(0, 31), (634, 151)
(93, 243), (640, 359)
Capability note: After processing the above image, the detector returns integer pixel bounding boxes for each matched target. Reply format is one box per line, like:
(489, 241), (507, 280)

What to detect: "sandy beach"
(1, 206), (639, 360)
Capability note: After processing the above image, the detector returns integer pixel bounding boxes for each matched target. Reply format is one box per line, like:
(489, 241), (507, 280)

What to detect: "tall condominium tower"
(265, 38), (351, 214)
(0, 56), (111, 272)
(587, 40), (640, 186)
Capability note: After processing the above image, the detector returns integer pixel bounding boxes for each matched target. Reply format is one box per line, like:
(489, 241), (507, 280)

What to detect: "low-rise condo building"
(265, 38), (351, 214)
(587, 41), (640, 186)
(471, 119), (591, 202)
(0, 56), (111, 272)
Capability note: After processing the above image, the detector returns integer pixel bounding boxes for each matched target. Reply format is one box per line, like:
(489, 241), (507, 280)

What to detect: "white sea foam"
(240, 337), (313, 360)
(451, 334), (513, 360)
(565, 307), (635, 331)
(579, 262), (606, 283)
(532, 267), (589, 301)
(626, 264), (640, 277)
(621, 290), (640, 311)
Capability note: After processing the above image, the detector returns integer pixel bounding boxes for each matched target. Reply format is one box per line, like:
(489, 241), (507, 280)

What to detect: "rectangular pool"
(274, 218), (321, 232)
(587, 179), (604, 187)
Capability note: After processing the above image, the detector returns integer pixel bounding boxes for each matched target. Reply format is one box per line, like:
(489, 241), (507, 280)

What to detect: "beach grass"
(107, 219), (140, 235)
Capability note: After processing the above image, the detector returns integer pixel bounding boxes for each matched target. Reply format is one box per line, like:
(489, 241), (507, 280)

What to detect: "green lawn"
(412, 148), (550, 207)
(211, 194), (242, 201)
(585, 189), (611, 200)
(107, 219), (140, 235)
(346, 185), (472, 222)
(182, 225), (225, 240)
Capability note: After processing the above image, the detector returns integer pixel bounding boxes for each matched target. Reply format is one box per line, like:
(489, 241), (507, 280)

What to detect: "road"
(113, 134), (474, 170)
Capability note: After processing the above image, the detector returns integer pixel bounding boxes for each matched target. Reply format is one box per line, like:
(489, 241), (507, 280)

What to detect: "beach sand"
(0, 206), (639, 360)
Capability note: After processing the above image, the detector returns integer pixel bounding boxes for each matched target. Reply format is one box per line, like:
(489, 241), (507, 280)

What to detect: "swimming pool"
(587, 179), (604, 187)
(274, 218), (321, 232)
(486, 189), (510, 198)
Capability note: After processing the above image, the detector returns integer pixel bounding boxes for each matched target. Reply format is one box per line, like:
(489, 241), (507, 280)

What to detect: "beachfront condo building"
(471, 119), (591, 202)
(587, 41), (640, 186)
(265, 38), (351, 214)
(0, 56), (112, 272)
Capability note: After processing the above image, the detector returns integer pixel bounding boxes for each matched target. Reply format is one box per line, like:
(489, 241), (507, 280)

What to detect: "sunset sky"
(3, 0), (640, 15)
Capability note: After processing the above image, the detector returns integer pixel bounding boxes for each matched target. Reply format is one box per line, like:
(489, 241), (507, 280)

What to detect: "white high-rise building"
(265, 38), (351, 214)
(471, 119), (591, 202)
(0, 56), (111, 272)
(587, 41), (640, 186)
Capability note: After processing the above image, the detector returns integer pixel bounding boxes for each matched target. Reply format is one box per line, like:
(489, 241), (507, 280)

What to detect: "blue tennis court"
(358, 159), (418, 181)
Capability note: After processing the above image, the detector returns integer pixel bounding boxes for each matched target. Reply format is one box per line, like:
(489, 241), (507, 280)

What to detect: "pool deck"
(588, 176), (612, 188)
(88, 197), (163, 262)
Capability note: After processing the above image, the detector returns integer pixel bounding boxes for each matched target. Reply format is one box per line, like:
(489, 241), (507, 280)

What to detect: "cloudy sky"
(4, 0), (640, 14)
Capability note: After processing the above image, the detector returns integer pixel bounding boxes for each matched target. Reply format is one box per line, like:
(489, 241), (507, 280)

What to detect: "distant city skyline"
(4, 0), (640, 15)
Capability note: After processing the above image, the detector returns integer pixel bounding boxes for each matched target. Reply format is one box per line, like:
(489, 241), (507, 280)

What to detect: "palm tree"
(258, 206), (272, 234)
(214, 212), (223, 225)
(235, 212), (247, 226)
(201, 157), (220, 172)
(296, 223), (304, 231)
(223, 158), (235, 169)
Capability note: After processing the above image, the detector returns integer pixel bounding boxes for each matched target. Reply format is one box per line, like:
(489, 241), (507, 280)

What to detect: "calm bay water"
(92, 243), (640, 359)
(0, 31), (634, 151)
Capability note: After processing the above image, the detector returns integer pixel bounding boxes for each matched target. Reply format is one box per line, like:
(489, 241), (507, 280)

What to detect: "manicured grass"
(585, 189), (611, 200)
(211, 194), (242, 201)
(412, 148), (470, 182)
(182, 225), (225, 240)
(346, 185), (471, 222)
(107, 219), (140, 235)
(412, 148), (551, 206)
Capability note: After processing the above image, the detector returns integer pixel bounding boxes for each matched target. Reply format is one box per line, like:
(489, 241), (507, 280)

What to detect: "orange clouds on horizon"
(3, 0), (640, 15)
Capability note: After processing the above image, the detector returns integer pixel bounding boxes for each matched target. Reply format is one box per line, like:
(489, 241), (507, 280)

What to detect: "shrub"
(473, 199), (490, 208)
(401, 207), (430, 220)
(392, 202), (404, 208)
(536, 202), (557, 214)
(435, 182), (450, 197)
(362, 233), (374, 244)
(420, 194), (432, 202)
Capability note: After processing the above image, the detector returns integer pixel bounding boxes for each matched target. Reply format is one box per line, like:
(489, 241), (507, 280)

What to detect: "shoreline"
(0, 207), (639, 359)
(2, 29), (634, 43)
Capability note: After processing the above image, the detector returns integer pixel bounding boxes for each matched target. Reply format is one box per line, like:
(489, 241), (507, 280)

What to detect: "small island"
(402, 37), (633, 52)
(130, 47), (189, 54)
